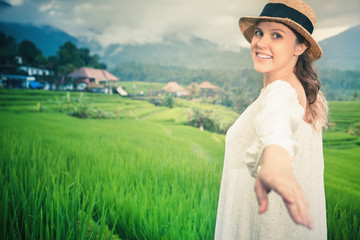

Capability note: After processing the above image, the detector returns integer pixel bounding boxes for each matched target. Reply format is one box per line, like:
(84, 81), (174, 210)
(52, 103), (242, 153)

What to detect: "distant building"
(0, 64), (48, 89)
(20, 66), (51, 77)
(199, 81), (218, 90)
(199, 81), (219, 97)
(66, 67), (120, 93)
(19, 65), (54, 88)
(161, 81), (191, 97)
(67, 67), (119, 86)
(0, 74), (37, 88)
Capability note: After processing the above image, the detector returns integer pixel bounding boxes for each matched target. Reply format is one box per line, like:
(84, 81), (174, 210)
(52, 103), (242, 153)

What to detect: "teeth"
(257, 54), (272, 59)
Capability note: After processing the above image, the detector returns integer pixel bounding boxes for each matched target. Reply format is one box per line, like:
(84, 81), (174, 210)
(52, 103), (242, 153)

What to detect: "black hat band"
(260, 3), (314, 34)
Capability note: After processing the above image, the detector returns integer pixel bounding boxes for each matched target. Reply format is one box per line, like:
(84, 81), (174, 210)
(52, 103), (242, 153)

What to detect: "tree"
(188, 82), (200, 97)
(0, 31), (17, 65)
(56, 41), (106, 75)
(18, 40), (44, 66)
(0, 31), (6, 48)
(57, 41), (83, 74)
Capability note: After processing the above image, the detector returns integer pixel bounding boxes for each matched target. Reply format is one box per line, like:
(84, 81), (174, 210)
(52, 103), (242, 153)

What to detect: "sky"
(1, 0), (359, 50)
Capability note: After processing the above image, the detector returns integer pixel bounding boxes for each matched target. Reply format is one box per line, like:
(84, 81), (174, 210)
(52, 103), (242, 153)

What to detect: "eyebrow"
(254, 27), (286, 33)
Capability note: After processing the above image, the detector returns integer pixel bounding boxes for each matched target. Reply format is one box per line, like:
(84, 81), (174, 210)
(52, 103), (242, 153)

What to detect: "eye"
(273, 33), (282, 39)
(254, 29), (263, 37)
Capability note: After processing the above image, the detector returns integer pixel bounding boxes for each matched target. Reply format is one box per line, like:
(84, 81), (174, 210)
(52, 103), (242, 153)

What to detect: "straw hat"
(239, 0), (322, 61)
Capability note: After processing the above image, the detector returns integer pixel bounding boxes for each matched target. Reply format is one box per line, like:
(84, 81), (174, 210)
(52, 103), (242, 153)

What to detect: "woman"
(215, 0), (328, 239)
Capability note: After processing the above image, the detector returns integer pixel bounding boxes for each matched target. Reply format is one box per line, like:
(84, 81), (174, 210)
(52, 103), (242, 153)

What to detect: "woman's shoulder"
(261, 80), (306, 110)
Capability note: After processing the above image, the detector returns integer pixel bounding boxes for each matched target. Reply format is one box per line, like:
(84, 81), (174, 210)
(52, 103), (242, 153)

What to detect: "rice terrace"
(0, 89), (359, 239)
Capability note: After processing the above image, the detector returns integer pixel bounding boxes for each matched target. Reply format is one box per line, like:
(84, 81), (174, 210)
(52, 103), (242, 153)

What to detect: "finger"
(304, 197), (313, 229)
(273, 183), (295, 204)
(297, 190), (313, 229)
(284, 198), (302, 225)
(283, 185), (313, 229)
(273, 183), (303, 225)
(289, 183), (313, 229)
(254, 178), (269, 214)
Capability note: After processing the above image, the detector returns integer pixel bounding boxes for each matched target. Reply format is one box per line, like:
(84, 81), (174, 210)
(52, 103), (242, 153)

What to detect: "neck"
(263, 66), (297, 88)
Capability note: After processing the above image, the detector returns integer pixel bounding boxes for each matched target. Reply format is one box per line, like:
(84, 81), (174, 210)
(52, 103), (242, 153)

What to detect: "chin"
(253, 63), (269, 73)
(252, 56), (270, 73)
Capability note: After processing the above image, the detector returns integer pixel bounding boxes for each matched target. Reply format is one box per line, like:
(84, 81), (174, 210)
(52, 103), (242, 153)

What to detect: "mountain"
(317, 25), (360, 70)
(102, 34), (252, 69)
(1, 21), (359, 70)
(101, 25), (360, 70)
(0, 21), (78, 56)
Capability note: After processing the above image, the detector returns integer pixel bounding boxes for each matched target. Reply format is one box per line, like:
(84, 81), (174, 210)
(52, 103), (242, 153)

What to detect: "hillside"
(317, 25), (360, 70)
(0, 89), (359, 239)
(1, 21), (359, 70)
(102, 34), (252, 69)
(0, 21), (78, 56)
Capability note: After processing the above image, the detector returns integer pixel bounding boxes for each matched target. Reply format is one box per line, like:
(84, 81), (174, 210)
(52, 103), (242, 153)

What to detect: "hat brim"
(239, 16), (323, 62)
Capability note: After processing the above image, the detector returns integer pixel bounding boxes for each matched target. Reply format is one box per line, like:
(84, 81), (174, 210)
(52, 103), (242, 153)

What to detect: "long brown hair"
(254, 20), (328, 132)
(293, 30), (328, 132)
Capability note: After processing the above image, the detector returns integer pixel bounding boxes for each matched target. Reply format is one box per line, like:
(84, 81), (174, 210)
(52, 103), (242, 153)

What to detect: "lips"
(256, 52), (273, 59)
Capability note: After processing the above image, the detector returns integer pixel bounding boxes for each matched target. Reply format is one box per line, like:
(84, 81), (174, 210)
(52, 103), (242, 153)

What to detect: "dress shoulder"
(244, 80), (305, 177)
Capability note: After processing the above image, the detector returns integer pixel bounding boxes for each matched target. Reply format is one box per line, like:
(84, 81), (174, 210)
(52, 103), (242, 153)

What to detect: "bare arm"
(254, 145), (313, 229)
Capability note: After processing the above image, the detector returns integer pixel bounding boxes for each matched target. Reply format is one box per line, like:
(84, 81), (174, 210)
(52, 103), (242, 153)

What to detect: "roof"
(199, 81), (218, 89)
(67, 67), (119, 81)
(162, 81), (186, 92)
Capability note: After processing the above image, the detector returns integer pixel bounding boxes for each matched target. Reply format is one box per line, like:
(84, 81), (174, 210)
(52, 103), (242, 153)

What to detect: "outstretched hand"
(254, 145), (313, 230)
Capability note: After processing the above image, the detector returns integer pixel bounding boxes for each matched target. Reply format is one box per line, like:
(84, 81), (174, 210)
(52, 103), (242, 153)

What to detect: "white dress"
(215, 80), (327, 240)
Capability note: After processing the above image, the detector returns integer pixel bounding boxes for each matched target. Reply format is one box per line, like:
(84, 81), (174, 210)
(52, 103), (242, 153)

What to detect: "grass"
(118, 81), (168, 96)
(0, 89), (237, 128)
(0, 89), (359, 239)
(323, 101), (360, 240)
(0, 112), (225, 239)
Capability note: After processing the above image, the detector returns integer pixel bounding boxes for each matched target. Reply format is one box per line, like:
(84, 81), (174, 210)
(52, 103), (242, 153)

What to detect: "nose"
(252, 35), (268, 49)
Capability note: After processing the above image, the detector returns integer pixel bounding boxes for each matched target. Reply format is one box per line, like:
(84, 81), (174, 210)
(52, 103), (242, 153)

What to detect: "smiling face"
(251, 21), (308, 77)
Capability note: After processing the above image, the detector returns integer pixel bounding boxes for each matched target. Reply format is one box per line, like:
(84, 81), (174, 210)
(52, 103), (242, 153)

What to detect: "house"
(198, 81), (219, 97)
(161, 81), (191, 97)
(199, 81), (218, 91)
(67, 67), (119, 86)
(0, 74), (37, 88)
(20, 66), (51, 77)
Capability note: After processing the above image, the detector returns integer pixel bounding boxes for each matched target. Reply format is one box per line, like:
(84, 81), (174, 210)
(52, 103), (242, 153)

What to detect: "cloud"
(7, 0), (23, 6)
(0, 0), (359, 49)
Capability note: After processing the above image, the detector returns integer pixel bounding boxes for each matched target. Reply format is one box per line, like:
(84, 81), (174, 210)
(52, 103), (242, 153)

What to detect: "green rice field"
(0, 89), (359, 239)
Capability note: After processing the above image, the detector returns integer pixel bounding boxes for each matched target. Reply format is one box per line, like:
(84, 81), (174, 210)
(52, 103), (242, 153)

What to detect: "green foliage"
(0, 31), (18, 66)
(35, 101), (42, 112)
(0, 31), (106, 78)
(162, 95), (174, 108)
(111, 62), (360, 104)
(187, 107), (231, 134)
(68, 92), (89, 118)
(119, 81), (164, 96)
(0, 89), (359, 240)
(60, 91), (112, 119)
(18, 39), (44, 66)
(323, 101), (360, 239)
(0, 111), (224, 239)
(320, 68), (360, 100)
(327, 101), (360, 132)
(55, 41), (107, 75)
(188, 107), (217, 132)
(348, 122), (360, 136)
(112, 63), (263, 113)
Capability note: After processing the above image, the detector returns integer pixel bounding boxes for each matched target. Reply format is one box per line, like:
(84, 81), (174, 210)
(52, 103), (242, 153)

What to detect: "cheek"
(273, 44), (294, 60)
(250, 40), (257, 56)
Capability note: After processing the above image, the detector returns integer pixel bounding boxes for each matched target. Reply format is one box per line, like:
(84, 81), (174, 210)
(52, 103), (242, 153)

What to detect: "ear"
(295, 42), (309, 56)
